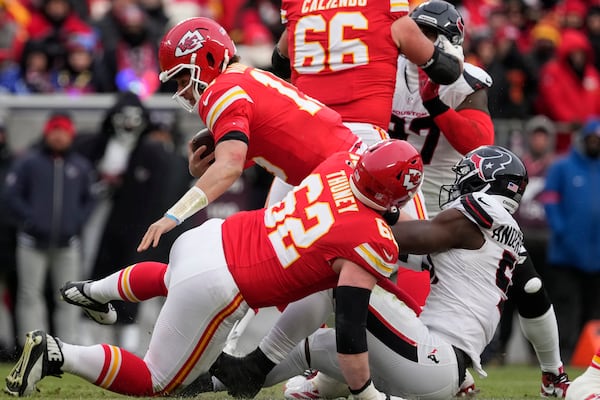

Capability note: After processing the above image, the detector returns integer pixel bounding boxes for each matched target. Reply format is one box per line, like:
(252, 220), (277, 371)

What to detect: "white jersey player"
(203, 145), (529, 399)
(391, 59), (493, 217)
(388, 0), (494, 219)
(388, 5), (569, 397)
(390, 0), (494, 319)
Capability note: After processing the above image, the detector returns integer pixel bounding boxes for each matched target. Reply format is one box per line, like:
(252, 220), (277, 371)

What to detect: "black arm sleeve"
(420, 46), (462, 85)
(271, 46), (292, 80)
(335, 286), (371, 354)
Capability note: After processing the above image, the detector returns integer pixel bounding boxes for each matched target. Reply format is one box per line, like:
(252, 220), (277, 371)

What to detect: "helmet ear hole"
(206, 53), (215, 68)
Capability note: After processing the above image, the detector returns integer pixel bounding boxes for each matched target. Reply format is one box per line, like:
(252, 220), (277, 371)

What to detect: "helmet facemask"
(439, 161), (480, 209)
(159, 49), (231, 113)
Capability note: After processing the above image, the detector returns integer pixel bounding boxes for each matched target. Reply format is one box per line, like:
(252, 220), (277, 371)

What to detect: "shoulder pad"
(462, 63), (493, 90)
(458, 193), (495, 229)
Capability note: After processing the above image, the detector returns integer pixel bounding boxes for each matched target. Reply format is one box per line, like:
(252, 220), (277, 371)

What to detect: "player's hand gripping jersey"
(419, 192), (524, 376)
(221, 152), (399, 308)
(198, 64), (363, 186)
(390, 59), (492, 214)
(280, 0), (409, 128)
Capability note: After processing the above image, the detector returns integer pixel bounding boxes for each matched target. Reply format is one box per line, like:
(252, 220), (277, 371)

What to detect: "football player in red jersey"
(6, 140), (423, 400)
(267, 0), (464, 216)
(223, 0), (465, 367)
(272, 0), (464, 145)
(235, 3), (568, 397)
(137, 17), (366, 252)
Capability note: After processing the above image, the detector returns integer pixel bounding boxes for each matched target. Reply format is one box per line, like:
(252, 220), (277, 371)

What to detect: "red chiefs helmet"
(350, 139), (423, 211)
(158, 17), (236, 111)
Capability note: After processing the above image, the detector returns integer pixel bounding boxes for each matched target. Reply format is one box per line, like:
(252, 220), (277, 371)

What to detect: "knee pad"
(523, 277), (543, 294)
(510, 256), (551, 318)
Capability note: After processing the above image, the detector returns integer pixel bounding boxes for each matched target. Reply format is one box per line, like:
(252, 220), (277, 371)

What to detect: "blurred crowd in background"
(0, 0), (598, 141)
(1, 0), (599, 148)
(0, 0), (600, 370)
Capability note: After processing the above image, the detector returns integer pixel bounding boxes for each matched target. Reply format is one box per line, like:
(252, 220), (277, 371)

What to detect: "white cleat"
(284, 371), (350, 399)
(60, 280), (117, 325)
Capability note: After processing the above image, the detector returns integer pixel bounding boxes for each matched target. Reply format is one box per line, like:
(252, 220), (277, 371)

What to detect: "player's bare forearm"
(195, 140), (247, 203)
(391, 17), (434, 66)
(338, 352), (371, 391)
(392, 210), (466, 254)
(277, 30), (289, 58)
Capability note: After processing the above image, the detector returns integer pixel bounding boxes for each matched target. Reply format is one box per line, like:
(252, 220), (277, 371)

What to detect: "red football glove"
(418, 68), (440, 102)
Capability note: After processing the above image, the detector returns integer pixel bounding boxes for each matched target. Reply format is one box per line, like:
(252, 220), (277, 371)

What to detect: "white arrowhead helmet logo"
(175, 30), (206, 57)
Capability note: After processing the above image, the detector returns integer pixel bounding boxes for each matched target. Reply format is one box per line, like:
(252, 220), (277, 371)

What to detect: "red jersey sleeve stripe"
(355, 243), (395, 276)
(390, 0), (409, 13)
(206, 86), (252, 131)
(460, 194), (493, 229)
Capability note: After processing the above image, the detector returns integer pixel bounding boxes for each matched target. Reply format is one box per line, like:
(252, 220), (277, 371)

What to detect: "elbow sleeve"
(271, 46), (291, 80)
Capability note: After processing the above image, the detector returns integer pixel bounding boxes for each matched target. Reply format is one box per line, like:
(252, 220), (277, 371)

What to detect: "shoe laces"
(543, 371), (570, 385)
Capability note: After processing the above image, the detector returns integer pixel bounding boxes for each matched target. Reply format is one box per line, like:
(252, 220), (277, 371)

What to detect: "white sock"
(87, 270), (126, 304)
(519, 306), (562, 374)
(61, 342), (108, 383)
(260, 325), (298, 364)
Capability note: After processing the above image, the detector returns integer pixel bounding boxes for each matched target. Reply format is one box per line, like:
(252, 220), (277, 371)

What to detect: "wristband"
(349, 380), (384, 400)
(164, 213), (180, 224)
(349, 379), (372, 395)
(165, 186), (209, 225)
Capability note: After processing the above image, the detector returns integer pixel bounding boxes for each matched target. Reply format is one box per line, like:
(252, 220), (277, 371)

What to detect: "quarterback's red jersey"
(198, 64), (362, 186)
(281, 0), (408, 128)
(221, 152), (399, 308)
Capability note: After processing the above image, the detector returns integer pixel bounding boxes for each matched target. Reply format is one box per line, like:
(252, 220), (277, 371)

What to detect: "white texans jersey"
(419, 192), (523, 376)
(389, 58), (492, 217)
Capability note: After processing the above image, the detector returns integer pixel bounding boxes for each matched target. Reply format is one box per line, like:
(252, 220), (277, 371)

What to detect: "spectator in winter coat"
(4, 112), (95, 346)
(542, 117), (600, 362)
(535, 29), (600, 152)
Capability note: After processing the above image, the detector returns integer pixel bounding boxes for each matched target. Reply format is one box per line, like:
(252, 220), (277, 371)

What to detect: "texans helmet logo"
(456, 17), (465, 38)
(469, 149), (512, 182)
(175, 30), (206, 57)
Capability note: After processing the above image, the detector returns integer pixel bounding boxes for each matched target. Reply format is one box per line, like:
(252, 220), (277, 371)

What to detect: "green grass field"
(0, 363), (586, 399)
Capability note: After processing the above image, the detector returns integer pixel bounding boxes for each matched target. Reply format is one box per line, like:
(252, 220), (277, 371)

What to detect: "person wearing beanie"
(4, 111), (96, 346)
(524, 23), (560, 88)
(566, 348), (600, 399)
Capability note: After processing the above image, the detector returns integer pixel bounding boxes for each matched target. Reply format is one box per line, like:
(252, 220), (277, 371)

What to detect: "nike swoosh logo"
(477, 196), (489, 206)
(202, 92), (212, 107)
(382, 248), (394, 262)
